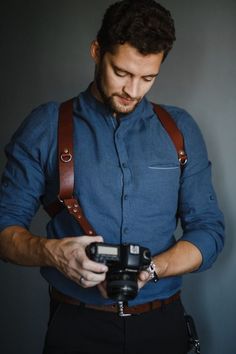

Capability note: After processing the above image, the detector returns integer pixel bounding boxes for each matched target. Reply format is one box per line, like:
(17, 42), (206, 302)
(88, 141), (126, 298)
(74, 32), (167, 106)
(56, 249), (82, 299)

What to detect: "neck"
(90, 81), (103, 103)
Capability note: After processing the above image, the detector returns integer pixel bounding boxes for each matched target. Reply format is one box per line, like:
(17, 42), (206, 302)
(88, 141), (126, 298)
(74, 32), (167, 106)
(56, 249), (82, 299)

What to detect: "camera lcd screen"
(97, 245), (118, 256)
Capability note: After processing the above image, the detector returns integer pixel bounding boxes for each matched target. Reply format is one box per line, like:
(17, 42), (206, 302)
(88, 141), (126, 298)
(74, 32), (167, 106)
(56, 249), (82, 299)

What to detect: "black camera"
(86, 242), (151, 302)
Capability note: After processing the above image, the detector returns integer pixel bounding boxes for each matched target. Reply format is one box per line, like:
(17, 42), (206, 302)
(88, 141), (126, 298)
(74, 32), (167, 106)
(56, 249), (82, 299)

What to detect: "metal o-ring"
(60, 152), (72, 163)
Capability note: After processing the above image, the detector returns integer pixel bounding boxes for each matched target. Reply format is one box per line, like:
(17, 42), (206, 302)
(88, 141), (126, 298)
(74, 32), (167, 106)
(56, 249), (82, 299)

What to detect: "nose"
(123, 78), (139, 99)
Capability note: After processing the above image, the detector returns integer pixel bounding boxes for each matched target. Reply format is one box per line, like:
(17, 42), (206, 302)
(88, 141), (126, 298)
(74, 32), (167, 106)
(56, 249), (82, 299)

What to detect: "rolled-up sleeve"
(177, 110), (225, 271)
(0, 103), (58, 232)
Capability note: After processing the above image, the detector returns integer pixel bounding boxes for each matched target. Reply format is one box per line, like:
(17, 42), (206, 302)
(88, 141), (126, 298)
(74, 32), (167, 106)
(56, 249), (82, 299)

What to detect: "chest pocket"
(131, 161), (180, 212)
(148, 163), (179, 170)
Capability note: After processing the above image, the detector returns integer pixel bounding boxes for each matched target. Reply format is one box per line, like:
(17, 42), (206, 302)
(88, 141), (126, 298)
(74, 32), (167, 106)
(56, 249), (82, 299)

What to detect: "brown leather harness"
(44, 99), (187, 235)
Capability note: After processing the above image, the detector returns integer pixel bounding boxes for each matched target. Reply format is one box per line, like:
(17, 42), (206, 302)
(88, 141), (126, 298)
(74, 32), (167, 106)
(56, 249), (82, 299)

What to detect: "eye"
(143, 76), (155, 82)
(114, 69), (127, 77)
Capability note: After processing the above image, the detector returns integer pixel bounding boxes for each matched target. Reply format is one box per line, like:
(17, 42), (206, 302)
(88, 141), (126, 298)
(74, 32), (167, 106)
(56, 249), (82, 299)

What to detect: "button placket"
(114, 128), (132, 242)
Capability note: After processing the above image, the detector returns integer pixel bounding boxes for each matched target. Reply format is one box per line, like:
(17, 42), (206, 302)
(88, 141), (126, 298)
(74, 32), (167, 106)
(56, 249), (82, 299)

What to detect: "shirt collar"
(80, 84), (149, 124)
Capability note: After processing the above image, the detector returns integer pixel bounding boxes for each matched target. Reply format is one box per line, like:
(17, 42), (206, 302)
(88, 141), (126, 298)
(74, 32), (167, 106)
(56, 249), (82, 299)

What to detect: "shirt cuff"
(181, 229), (220, 272)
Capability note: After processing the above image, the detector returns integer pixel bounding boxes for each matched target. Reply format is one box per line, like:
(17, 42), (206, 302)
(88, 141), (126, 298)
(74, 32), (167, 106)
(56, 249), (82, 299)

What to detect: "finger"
(80, 256), (108, 274)
(138, 279), (146, 290)
(80, 235), (104, 247)
(78, 275), (106, 289)
(138, 270), (150, 282)
(81, 269), (107, 284)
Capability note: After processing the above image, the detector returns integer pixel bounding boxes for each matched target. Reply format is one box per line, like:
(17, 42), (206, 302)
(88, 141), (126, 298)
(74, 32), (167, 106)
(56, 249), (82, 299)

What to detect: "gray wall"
(0, 1), (235, 353)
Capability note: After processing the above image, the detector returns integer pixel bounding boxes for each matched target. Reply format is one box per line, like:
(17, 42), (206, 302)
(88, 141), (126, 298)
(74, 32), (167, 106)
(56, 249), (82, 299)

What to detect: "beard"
(95, 64), (142, 115)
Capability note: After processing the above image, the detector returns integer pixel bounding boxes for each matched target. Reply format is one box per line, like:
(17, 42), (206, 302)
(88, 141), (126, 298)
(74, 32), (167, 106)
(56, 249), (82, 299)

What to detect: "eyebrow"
(113, 64), (159, 78)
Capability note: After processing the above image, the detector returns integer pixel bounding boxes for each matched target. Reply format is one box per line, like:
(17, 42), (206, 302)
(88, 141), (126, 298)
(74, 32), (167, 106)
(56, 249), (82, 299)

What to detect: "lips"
(116, 95), (136, 105)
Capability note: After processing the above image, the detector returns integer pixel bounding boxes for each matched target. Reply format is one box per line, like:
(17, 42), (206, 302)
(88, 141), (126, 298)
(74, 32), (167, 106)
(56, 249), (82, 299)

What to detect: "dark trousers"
(43, 298), (189, 354)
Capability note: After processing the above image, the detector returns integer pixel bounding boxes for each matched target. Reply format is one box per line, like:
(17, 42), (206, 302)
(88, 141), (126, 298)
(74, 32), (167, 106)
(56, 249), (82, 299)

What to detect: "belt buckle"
(117, 301), (132, 317)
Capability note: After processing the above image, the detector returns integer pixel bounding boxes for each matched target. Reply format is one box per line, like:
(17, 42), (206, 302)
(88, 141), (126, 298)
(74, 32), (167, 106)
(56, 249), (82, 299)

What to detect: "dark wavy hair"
(97, 0), (176, 61)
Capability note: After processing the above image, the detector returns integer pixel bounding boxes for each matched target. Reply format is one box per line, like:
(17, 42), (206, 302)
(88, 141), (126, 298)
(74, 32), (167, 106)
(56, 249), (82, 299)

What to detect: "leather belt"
(51, 288), (180, 315)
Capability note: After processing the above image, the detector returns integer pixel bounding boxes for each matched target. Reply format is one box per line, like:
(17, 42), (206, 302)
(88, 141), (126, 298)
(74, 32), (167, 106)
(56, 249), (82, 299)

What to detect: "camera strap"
(44, 98), (187, 233)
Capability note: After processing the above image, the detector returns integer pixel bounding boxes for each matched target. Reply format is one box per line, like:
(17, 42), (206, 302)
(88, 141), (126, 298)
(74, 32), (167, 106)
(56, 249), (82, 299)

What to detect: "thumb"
(139, 270), (150, 282)
(82, 235), (104, 246)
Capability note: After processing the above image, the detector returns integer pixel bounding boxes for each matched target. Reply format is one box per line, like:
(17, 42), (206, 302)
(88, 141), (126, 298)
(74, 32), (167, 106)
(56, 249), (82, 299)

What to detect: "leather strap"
(152, 103), (187, 166)
(63, 198), (96, 236)
(58, 99), (74, 200)
(57, 99), (96, 236)
(44, 99), (187, 224)
(51, 287), (181, 314)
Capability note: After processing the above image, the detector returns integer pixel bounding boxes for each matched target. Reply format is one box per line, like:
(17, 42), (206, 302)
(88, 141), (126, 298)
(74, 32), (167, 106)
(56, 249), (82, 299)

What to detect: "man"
(0, 0), (224, 353)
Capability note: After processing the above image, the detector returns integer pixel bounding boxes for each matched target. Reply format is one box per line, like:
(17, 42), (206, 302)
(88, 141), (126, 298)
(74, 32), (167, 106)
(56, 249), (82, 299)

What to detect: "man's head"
(90, 0), (176, 115)
(97, 0), (176, 60)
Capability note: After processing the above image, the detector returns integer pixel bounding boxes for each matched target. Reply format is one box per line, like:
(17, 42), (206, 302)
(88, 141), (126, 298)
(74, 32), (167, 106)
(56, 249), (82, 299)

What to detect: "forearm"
(0, 225), (53, 266)
(0, 225), (108, 288)
(153, 240), (202, 278)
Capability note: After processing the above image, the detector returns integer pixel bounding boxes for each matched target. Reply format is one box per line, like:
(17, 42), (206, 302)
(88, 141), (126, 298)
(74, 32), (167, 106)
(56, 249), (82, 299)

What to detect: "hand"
(45, 235), (108, 288)
(98, 270), (151, 298)
(137, 270), (151, 290)
(98, 271), (151, 299)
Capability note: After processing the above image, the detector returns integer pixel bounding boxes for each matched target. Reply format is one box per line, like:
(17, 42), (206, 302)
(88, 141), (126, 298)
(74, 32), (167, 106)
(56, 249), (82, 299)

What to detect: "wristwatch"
(146, 260), (159, 283)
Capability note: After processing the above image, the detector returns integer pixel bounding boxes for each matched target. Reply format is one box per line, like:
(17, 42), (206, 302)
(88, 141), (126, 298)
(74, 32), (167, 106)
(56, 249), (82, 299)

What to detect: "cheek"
(140, 81), (155, 97)
(103, 73), (124, 94)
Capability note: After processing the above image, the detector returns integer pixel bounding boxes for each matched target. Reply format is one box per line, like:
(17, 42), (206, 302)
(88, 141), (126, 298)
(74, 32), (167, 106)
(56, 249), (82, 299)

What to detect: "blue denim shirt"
(0, 87), (224, 305)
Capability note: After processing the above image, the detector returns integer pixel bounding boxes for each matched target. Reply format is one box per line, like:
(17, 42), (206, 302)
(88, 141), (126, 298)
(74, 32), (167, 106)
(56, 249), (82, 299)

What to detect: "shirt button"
(122, 162), (128, 168)
(124, 195), (128, 200)
(124, 227), (129, 234)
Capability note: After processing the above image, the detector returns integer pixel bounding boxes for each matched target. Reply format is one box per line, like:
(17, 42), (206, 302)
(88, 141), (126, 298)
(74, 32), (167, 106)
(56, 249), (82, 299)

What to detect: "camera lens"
(106, 271), (138, 302)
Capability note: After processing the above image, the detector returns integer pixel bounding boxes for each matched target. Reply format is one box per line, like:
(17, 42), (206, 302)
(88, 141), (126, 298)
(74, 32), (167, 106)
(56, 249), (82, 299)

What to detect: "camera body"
(86, 242), (151, 302)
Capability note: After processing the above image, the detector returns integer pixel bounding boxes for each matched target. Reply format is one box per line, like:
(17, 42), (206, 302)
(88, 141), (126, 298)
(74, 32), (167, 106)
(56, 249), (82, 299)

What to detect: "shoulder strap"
(152, 103), (187, 167)
(58, 99), (74, 200)
(57, 99), (96, 236)
(44, 99), (187, 222)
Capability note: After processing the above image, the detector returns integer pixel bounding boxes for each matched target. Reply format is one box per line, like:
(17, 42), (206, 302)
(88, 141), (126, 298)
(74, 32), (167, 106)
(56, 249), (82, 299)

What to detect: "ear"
(90, 40), (101, 64)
